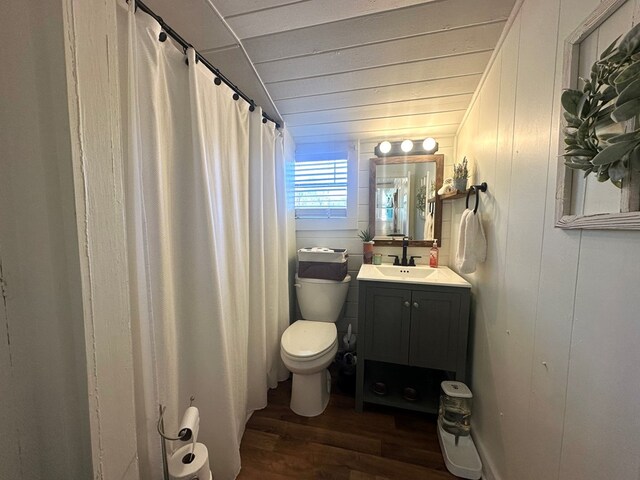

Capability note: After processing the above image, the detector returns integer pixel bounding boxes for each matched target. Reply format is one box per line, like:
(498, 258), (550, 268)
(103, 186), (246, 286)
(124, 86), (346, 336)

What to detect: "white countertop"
(357, 264), (471, 288)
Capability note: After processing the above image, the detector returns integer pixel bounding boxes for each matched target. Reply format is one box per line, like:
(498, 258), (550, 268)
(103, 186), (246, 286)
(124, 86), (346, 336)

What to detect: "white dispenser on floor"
(437, 381), (482, 479)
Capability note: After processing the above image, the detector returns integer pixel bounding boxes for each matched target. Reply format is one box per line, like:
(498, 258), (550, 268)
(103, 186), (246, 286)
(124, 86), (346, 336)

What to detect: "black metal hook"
(465, 182), (488, 214)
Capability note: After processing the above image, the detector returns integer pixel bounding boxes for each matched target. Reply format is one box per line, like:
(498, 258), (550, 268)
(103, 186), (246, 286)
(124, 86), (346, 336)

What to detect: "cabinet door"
(364, 286), (411, 364)
(409, 291), (460, 370)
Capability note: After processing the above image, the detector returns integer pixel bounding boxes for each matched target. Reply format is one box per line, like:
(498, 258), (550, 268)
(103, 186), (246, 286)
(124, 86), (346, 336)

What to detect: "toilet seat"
(281, 320), (337, 361)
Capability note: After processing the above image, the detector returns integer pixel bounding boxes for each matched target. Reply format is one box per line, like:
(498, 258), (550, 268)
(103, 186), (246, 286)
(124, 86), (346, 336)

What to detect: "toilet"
(280, 273), (351, 417)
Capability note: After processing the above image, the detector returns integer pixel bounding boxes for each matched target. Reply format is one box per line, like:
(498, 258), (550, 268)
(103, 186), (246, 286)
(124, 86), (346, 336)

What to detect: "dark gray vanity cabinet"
(356, 280), (471, 413)
(363, 286), (411, 364)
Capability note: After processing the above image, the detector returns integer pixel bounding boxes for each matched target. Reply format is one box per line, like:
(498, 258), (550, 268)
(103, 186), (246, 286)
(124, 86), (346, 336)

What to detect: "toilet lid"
(281, 321), (337, 358)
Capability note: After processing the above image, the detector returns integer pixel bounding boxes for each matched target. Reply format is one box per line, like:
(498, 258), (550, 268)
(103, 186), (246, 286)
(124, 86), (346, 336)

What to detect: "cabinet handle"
(404, 301), (410, 308)
(413, 302), (419, 309)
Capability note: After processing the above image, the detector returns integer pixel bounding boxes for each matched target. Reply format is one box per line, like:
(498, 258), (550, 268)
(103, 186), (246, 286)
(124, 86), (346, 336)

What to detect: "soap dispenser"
(429, 239), (439, 268)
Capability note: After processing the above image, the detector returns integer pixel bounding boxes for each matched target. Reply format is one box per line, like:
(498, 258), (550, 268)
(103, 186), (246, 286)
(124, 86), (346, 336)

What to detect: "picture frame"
(555, 0), (640, 230)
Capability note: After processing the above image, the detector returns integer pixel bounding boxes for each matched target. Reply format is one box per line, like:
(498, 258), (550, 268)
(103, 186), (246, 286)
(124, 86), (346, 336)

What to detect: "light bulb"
(401, 140), (413, 152)
(379, 141), (391, 154)
(422, 137), (436, 152)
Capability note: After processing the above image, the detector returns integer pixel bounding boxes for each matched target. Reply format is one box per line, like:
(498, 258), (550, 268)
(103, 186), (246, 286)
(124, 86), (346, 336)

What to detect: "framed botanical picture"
(556, 0), (640, 229)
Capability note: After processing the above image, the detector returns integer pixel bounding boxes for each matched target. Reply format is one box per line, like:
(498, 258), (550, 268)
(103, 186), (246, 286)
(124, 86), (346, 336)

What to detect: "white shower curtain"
(125, 5), (290, 479)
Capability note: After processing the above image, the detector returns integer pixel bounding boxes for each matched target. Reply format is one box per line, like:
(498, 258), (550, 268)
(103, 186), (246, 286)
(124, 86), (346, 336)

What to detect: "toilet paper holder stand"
(157, 396), (196, 480)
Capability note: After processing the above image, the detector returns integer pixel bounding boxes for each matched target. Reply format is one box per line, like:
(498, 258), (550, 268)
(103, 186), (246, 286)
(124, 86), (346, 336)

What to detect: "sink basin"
(374, 265), (437, 280)
(357, 264), (470, 288)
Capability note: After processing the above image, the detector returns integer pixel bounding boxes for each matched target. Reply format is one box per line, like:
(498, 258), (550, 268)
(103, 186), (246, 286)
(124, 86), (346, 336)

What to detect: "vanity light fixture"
(401, 140), (414, 153)
(374, 137), (439, 157)
(379, 141), (392, 154)
(423, 137), (437, 151)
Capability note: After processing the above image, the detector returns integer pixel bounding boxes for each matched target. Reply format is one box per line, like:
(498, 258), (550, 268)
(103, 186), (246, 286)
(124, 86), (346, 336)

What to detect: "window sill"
(295, 216), (357, 231)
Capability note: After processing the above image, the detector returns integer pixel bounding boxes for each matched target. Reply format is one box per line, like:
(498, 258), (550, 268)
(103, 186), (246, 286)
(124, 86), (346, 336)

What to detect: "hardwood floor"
(237, 371), (457, 479)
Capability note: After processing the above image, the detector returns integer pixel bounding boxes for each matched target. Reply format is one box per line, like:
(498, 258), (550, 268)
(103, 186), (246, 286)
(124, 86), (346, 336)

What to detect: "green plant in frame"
(416, 185), (427, 213)
(561, 23), (640, 187)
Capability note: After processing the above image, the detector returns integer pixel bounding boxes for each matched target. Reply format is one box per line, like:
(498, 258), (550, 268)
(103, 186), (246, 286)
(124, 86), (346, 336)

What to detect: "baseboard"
(472, 432), (501, 480)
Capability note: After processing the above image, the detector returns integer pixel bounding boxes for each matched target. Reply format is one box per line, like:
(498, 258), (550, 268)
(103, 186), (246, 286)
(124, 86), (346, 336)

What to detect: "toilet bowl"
(280, 274), (351, 417)
(281, 320), (339, 416)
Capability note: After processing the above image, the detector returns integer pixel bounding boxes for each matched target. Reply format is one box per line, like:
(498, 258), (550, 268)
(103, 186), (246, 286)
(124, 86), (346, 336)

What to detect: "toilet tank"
(295, 274), (351, 322)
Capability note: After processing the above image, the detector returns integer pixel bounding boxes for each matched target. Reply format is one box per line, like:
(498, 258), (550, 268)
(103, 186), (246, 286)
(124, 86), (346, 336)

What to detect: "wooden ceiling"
(144, 0), (517, 145)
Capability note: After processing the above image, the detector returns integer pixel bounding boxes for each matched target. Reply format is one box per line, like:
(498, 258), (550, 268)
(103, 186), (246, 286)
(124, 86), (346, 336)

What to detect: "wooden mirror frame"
(369, 154), (444, 247)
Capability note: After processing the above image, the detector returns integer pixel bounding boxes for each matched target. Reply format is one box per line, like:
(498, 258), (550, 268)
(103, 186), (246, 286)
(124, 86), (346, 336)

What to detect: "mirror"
(369, 155), (443, 247)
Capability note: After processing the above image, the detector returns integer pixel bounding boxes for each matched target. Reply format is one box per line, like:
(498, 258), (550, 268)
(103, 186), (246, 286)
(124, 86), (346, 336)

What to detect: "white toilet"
(280, 273), (351, 417)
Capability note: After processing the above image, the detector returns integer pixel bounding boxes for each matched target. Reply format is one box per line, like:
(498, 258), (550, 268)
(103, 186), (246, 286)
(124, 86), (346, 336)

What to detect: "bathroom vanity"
(355, 264), (471, 414)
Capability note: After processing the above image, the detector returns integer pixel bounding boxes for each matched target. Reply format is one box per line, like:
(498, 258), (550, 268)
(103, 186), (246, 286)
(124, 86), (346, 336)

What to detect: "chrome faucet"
(401, 236), (409, 266)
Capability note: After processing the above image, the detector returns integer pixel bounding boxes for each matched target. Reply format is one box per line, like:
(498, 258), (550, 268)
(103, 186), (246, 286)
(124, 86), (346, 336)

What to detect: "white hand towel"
(428, 212), (435, 240)
(455, 208), (487, 274)
(455, 209), (471, 270)
(423, 212), (434, 240)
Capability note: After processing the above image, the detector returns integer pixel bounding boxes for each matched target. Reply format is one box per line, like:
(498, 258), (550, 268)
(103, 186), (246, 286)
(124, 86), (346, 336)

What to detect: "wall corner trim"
(62, 0), (140, 478)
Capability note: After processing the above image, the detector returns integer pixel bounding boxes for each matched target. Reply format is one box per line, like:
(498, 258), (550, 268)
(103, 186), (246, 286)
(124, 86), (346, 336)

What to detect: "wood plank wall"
(454, 0), (640, 478)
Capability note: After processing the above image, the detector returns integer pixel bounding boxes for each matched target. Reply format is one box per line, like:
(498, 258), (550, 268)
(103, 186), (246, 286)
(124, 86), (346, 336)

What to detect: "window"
(293, 144), (358, 230)
(294, 159), (348, 219)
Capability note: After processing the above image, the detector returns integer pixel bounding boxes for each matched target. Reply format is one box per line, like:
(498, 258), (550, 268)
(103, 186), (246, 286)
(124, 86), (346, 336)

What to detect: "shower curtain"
(125, 5), (290, 479)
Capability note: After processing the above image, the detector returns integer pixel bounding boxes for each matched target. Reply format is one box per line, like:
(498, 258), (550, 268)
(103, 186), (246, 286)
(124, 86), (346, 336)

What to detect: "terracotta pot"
(362, 241), (375, 264)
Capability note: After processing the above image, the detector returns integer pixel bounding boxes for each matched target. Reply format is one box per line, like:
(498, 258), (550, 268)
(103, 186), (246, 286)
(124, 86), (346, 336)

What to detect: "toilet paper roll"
(178, 406), (200, 443)
(168, 442), (210, 480)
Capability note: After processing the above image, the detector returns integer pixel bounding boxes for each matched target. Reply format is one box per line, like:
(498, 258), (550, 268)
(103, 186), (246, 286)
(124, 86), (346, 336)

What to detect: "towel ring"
(465, 182), (488, 214)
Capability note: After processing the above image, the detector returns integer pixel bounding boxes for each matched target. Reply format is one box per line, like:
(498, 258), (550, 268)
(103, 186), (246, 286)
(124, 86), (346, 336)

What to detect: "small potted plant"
(358, 228), (375, 264)
(453, 157), (469, 192)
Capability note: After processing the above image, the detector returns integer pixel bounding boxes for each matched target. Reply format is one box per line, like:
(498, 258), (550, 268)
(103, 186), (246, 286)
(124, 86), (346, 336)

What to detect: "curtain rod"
(131, 0), (282, 129)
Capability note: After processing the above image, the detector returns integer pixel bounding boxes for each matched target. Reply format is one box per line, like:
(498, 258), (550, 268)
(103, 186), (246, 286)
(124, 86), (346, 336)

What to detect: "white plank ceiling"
(144, 0), (516, 145)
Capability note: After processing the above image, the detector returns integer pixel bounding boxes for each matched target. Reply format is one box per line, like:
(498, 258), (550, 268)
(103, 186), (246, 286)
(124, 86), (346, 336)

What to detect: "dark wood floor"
(237, 370), (457, 479)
